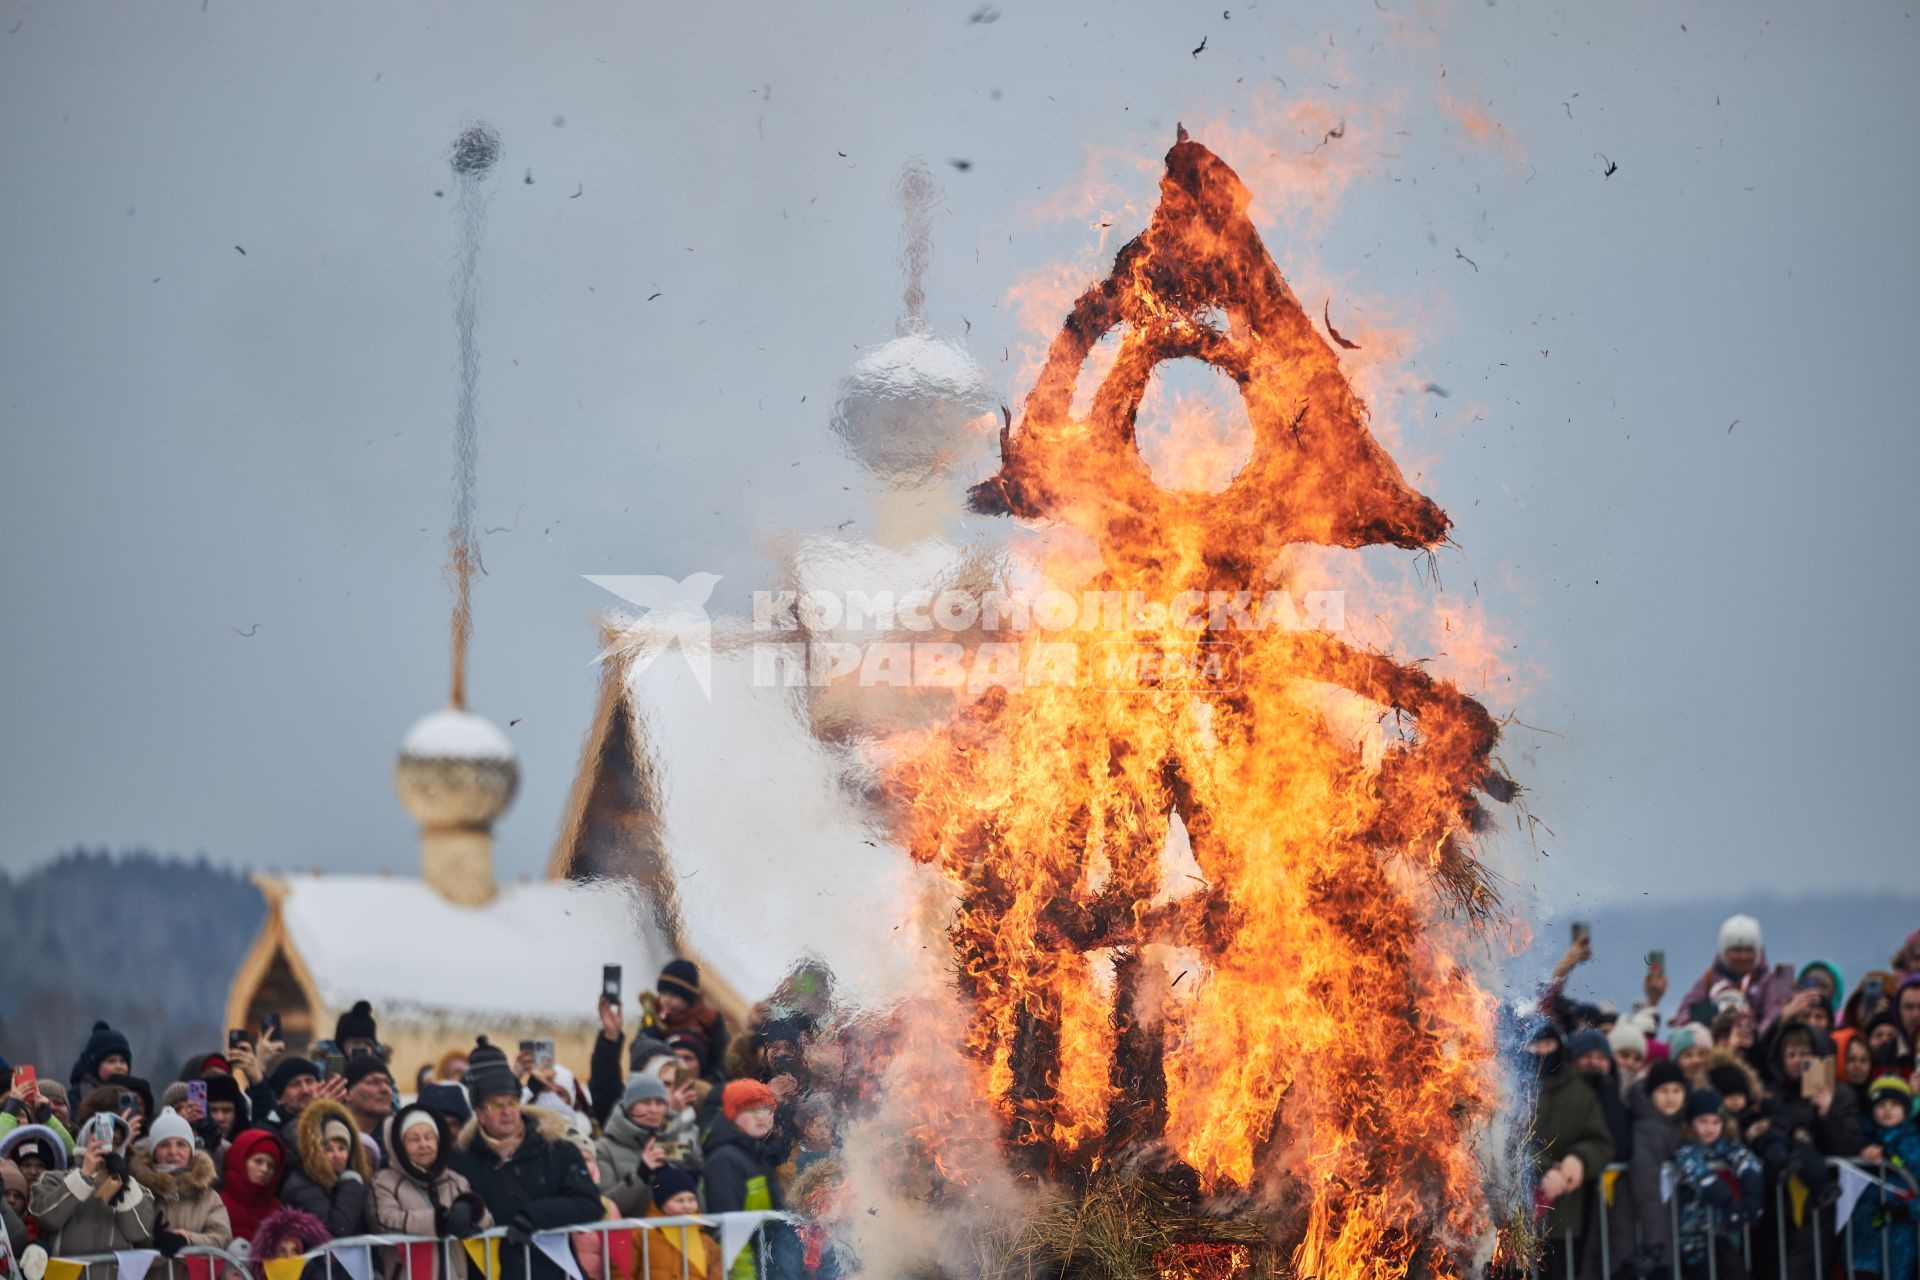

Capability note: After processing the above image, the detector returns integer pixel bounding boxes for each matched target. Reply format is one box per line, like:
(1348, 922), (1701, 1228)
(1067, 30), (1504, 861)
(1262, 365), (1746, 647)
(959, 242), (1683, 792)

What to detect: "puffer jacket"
(591, 1108), (658, 1218)
(279, 1099), (373, 1238)
(447, 1105), (601, 1280)
(1671, 1136), (1762, 1266)
(129, 1147), (233, 1247)
(1529, 1059), (1613, 1244)
(370, 1106), (492, 1280)
(1623, 1078), (1686, 1263)
(29, 1160), (158, 1255)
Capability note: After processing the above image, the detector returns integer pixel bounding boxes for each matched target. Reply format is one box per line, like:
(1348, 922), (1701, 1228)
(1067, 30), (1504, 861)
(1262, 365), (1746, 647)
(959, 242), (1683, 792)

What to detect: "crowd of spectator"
(1, 921), (1915, 1280)
(0, 959), (844, 1280)
(1518, 917), (1920, 1280)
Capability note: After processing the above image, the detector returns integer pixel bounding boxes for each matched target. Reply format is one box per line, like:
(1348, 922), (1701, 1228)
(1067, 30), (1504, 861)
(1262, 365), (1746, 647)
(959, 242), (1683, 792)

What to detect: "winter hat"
(1667, 1024), (1708, 1057)
(418, 1083), (472, 1125)
(35, 1079), (68, 1110)
(333, 1000), (378, 1046)
(666, 1031), (712, 1071)
(649, 1165), (699, 1207)
(81, 1021), (134, 1076)
(397, 1107), (441, 1141)
(202, 1073), (249, 1125)
(267, 1057), (319, 1097)
(1647, 1060), (1688, 1093)
(0, 1157), (25, 1200)
(627, 1034), (674, 1074)
(1867, 1075), (1913, 1111)
(1608, 1022), (1648, 1058)
(1799, 961), (1846, 1013)
(622, 1073), (670, 1109)
(1566, 1028), (1611, 1062)
(1707, 1064), (1752, 1103)
(148, 1106), (195, 1151)
(464, 1038), (518, 1104)
(160, 1082), (190, 1111)
(342, 1055), (392, 1090)
(721, 1079), (777, 1122)
(658, 959), (701, 1004)
(1684, 1088), (1724, 1121)
(251, 1205), (332, 1261)
(1717, 914), (1762, 960)
(0, 1126), (68, 1172)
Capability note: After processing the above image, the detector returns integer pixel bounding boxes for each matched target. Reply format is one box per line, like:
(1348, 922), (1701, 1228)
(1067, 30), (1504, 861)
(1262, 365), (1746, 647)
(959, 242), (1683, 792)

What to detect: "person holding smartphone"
(1677, 914), (1788, 1032)
(27, 1103), (155, 1254)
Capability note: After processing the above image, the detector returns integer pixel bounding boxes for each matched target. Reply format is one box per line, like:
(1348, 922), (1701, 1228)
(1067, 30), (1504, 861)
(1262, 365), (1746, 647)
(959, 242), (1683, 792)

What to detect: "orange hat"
(722, 1079), (777, 1122)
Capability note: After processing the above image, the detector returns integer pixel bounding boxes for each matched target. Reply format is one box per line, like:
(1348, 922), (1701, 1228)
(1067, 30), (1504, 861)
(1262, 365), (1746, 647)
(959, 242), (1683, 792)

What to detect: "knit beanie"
(658, 959), (701, 1005)
(1717, 914), (1762, 960)
(1646, 1060), (1688, 1093)
(160, 1082), (190, 1111)
(1566, 1028), (1611, 1062)
(621, 1073), (670, 1109)
(333, 1001), (378, 1046)
(147, 1106), (195, 1151)
(649, 1165), (698, 1206)
(721, 1079), (777, 1122)
(1667, 1024), (1708, 1057)
(666, 1032), (711, 1072)
(464, 1038), (518, 1104)
(81, 1021), (134, 1077)
(1706, 1064), (1752, 1103)
(1867, 1075), (1914, 1112)
(202, 1073), (248, 1125)
(342, 1055), (392, 1090)
(418, 1083), (473, 1126)
(1608, 1022), (1648, 1058)
(267, 1057), (319, 1097)
(1684, 1088), (1724, 1121)
(321, 1114), (355, 1149)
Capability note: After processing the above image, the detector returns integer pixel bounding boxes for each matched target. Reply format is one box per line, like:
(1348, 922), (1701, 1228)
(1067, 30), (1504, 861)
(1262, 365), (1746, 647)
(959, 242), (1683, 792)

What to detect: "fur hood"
(456, 1103), (572, 1155)
(0, 1123), (69, 1172)
(294, 1099), (374, 1188)
(252, 1205), (331, 1259)
(130, 1147), (219, 1201)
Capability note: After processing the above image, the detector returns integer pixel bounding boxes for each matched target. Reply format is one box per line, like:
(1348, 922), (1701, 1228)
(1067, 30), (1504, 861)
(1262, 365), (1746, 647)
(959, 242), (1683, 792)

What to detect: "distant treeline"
(0, 849), (264, 1081)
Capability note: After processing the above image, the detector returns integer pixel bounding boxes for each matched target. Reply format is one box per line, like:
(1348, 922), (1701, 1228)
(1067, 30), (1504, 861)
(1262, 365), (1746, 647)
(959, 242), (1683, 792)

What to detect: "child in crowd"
(1847, 1076), (1919, 1280)
(1671, 1088), (1763, 1280)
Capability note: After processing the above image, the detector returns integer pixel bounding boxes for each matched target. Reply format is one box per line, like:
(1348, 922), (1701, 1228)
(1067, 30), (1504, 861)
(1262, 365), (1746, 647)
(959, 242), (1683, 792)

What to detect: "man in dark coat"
(1524, 1024), (1614, 1276)
(446, 1039), (600, 1280)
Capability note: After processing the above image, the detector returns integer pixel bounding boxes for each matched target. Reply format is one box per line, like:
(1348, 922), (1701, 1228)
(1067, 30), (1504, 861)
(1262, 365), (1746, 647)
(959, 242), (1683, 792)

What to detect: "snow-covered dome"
(394, 707), (519, 829)
(830, 324), (994, 487)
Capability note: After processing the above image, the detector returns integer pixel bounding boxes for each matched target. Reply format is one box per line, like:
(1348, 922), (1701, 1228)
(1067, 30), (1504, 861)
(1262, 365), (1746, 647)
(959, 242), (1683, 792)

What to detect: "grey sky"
(2, 0), (1914, 912)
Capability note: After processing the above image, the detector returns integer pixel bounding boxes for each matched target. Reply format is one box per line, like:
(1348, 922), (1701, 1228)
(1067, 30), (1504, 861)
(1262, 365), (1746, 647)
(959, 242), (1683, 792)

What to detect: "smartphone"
(187, 1080), (207, 1111)
(1647, 949), (1665, 973)
(1570, 920), (1591, 945)
(88, 1113), (117, 1148)
(533, 1039), (556, 1069)
(1688, 999), (1719, 1027)
(117, 1090), (138, 1116)
(1864, 977), (1885, 1005)
(14, 1065), (34, 1091)
(260, 1012), (282, 1041)
(1774, 962), (1794, 984)
(603, 964), (623, 1005)
(518, 1039), (536, 1055)
(228, 1029), (248, 1050)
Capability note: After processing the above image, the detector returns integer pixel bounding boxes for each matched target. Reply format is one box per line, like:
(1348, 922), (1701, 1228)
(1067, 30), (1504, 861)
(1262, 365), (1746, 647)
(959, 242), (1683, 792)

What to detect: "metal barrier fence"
(28, 1247), (253, 1280)
(1529, 1155), (1919, 1280)
(300, 1212), (797, 1280)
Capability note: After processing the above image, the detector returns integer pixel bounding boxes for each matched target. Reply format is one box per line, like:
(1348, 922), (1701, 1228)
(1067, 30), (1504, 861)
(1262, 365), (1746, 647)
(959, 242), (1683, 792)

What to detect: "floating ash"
(868, 129), (1515, 1279)
(443, 121), (501, 708)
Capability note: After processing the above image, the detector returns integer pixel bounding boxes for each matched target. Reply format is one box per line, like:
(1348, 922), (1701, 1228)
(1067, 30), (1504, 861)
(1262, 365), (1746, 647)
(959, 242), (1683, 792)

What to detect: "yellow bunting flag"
(462, 1237), (503, 1279)
(262, 1258), (307, 1280)
(1787, 1173), (1809, 1229)
(1603, 1167), (1621, 1207)
(43, 1259), (86, 1280)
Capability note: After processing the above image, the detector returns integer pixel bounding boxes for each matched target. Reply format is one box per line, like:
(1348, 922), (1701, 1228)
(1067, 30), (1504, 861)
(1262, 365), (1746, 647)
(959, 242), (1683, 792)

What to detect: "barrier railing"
(297, 1212), (797, 1280)
(35, 1246), (252, 1280)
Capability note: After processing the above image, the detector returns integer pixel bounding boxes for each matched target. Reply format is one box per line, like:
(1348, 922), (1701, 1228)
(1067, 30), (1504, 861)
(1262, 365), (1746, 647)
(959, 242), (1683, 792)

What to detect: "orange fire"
(882, 131), (1512, 1277)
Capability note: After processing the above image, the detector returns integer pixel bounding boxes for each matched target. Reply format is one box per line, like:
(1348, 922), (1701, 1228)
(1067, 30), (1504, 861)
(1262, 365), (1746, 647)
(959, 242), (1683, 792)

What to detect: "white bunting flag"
(716, 1213), (765, 1273)
(531, 1231), (583, 1280)
(113, 1250), (160, 1280)
(1834, 1161), (1875, 1236)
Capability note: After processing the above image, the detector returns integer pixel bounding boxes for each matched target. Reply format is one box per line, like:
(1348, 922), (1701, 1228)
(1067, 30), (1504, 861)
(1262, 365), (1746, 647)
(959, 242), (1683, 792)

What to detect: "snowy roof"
(274, 874), (672, 1023)
(400, 708), (516, 761)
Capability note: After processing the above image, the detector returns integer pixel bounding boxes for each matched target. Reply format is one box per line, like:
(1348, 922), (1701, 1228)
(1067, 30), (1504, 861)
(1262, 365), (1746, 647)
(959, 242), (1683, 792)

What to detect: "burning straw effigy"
(865, 131), (1519, 1280)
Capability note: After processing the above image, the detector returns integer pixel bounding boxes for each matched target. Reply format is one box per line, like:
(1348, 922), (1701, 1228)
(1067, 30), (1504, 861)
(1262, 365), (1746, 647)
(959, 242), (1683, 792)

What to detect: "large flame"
(880, 132), (1513, 1278)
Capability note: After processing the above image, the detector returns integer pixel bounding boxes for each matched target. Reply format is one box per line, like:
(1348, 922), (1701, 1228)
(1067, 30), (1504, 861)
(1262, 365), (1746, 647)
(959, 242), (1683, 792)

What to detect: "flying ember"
(882, 130), (1518, 1278)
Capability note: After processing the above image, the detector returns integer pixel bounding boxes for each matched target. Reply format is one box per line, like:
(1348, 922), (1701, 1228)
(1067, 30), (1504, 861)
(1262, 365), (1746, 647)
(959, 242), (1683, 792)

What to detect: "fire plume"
(883, 131), (1513, 1277)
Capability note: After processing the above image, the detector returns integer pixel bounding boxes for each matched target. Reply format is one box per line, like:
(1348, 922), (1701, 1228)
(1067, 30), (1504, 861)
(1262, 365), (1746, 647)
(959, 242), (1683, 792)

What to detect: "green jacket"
(0, 1108), (74, 1151)
(1532, 1062), (1615, 1242)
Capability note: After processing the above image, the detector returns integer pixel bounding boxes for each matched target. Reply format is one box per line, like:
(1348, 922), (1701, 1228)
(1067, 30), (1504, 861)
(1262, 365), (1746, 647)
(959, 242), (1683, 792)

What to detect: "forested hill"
(0, 849), (265, 1078)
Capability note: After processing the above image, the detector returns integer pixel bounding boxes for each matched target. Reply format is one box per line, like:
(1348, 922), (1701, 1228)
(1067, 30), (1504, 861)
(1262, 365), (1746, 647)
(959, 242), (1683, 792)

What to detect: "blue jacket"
(1846, 1119), (1920, 1280)
(1671, 1137), (1763, 1265)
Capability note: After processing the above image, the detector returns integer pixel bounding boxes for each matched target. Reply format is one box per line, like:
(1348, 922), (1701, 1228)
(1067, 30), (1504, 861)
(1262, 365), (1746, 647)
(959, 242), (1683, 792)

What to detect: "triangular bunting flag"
(263, 1257), (307, 1280)
(1603, 1166), (1620, 1208)
(113, 1250), (159, 1280)
(1834, 1160), (1875, 1235)
(44, 1261), (86, 1280)
(327, 1244), (373, 1280)
(1659, 1164), (1675, 1204)
(531, 1232), (582, 1280)
(1787, 1173), (1809, 1228)
(716, 1212), (764, 1273)
(461, 1239), (502, 1280)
